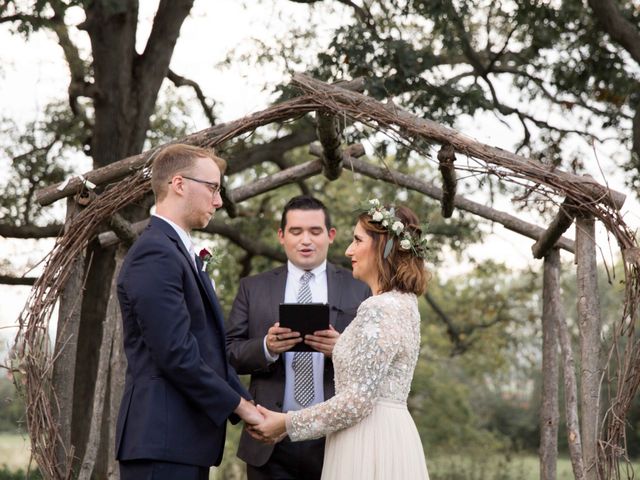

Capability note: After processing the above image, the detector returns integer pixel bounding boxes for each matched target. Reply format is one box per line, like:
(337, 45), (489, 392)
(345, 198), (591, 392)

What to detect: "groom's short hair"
(280, 195), (332, 231)
(151, 144), (227, 201)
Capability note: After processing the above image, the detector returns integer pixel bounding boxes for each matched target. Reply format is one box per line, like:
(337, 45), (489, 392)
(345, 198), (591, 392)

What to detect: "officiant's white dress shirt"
(263, 260), (328, 411)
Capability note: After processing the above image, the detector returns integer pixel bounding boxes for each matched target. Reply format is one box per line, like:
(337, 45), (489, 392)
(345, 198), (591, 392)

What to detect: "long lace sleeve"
(286, 297), (401, 441)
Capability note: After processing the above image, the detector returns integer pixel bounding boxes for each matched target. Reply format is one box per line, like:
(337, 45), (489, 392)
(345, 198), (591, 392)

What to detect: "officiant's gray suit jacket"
(226, 262), (370, 467)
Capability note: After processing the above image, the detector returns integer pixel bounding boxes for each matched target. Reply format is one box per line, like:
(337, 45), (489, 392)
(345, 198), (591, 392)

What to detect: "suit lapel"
(270, 266), (287, 328)
(195, 256), (226, 331)
(149, 217), (225, 331)
(327, 262), (343, 327)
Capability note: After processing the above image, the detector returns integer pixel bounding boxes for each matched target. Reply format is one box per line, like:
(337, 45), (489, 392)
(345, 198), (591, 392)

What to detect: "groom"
(115, 144), (262, 480)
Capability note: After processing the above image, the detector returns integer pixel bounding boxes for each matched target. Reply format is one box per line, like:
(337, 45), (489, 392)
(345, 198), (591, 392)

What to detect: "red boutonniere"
(199, 247), (220, 276)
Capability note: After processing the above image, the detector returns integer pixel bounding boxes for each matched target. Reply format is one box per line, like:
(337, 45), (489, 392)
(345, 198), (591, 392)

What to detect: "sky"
(1, 1), (639, 345)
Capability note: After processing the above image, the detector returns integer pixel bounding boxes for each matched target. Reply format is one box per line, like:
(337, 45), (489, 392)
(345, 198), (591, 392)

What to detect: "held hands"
(234, 397), (264, 426)
(304, 324), (339, 357)
(246, 405), (288, 444)
(266, 322), (302, 354)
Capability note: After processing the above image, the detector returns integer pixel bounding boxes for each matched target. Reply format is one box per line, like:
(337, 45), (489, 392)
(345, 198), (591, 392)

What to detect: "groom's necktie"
(292, 271), (315, 407)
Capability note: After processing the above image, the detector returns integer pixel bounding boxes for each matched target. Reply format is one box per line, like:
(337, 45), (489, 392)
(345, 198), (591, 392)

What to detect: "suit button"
(276, 401), (282, 408)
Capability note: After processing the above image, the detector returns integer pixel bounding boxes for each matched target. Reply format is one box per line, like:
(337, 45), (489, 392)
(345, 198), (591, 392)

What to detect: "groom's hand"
(246, 405), (287, 444)
(234, 397), (264, 426)
(304, 325), (339, 357)
(266, 322), (302, 355)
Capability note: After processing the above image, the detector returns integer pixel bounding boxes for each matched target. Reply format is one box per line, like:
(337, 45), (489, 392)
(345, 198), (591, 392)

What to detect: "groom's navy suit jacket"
(116, 216), (249, 467)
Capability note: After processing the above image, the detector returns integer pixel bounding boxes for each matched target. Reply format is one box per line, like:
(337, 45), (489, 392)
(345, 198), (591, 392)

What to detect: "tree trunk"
(540, 249), (560, 480)
(66, 2), (195, 476)
(77, 247), (126, 480)
(575, 215), (602, 480)
(51, 198), (86, 478)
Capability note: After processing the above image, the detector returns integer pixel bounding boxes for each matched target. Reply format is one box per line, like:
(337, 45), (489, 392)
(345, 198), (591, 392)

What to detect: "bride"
(249, 200), (430, 480)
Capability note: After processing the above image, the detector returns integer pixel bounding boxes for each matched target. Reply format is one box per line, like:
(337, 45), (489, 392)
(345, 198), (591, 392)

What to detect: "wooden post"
(51, 197), (86, 478)
(557, 292), (586, 480)
(540, 249), (560, 480)
(575, 215), (602, 480)
(77, 246), (126, 480)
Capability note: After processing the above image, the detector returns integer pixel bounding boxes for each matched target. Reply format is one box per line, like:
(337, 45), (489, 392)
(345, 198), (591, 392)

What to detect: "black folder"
(279, 303), (330, 352)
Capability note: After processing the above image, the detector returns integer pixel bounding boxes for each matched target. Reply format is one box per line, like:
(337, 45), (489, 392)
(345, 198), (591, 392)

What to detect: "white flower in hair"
(392, 221), (404, 233)
(359, 198), (430, 260)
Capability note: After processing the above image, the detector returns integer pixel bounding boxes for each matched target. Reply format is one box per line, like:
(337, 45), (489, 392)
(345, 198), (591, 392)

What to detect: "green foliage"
(0, 466), (41, 480)
(408, 260), (542, 452)
(0, 378), (26, 433)
(144, 88), (199, 150)
(238, 0), (640, 192)
(0, 109), (74, 226)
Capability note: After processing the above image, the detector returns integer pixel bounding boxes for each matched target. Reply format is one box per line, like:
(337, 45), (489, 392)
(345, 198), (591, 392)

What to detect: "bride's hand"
(246, 405), (288, 444)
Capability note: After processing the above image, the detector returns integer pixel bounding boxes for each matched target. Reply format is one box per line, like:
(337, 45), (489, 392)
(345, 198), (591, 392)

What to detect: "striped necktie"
(293, 271), (315, 407)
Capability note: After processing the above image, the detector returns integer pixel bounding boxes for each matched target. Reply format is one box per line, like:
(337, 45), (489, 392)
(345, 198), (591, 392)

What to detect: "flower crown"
(361, 199), (429, 260)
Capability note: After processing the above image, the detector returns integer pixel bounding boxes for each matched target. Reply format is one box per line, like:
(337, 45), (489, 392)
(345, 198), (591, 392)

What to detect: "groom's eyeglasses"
(170, 175), (221, 195)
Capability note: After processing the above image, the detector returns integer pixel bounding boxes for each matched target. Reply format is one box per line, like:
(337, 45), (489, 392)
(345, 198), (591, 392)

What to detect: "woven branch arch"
(15, 74), (640, 479)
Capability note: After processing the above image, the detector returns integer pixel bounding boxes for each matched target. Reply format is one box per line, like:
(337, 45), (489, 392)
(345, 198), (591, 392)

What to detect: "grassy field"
(0, 433), (637, 480)
(0, 432), (32, 472)
(427, 454), (639, 480)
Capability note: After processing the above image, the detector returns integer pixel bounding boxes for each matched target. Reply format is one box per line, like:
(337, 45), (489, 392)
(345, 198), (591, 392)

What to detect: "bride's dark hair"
(358, 205), (429, 295)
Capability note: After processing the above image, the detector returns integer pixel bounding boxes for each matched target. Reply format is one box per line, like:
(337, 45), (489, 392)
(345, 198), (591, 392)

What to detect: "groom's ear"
(277, 228), (285, 243)
(327, 227), (337, 242)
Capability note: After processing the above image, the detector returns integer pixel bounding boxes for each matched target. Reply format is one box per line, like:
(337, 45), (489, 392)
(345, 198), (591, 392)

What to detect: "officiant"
(226, 195), (370, 480)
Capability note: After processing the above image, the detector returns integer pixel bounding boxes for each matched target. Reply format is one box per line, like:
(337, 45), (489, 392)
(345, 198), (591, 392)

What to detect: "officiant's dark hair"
(358, 205), (428, 295)
(151, 144), (227, 201)
(280, 195), (332, 232)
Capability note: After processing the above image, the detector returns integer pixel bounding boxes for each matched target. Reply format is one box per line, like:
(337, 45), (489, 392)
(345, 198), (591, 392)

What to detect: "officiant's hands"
(304, 324), (339, 357)
(266, 322), (303, 355)
(246, 405), (288, 444)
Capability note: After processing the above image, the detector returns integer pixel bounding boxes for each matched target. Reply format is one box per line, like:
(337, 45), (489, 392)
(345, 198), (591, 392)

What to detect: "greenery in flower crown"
(360, 198), (429, 260)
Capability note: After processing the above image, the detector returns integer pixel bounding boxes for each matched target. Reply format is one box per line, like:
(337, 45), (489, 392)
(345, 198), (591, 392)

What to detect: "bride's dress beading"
(285, 290), (428, 480)
(287, 290), (420, 439)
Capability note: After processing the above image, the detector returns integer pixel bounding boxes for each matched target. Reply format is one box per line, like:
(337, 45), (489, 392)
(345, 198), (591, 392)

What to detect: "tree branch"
(201, 222), (286, 262)
(492, 66), (629, 120)
(131, 0), (195, 150)
(0, 223), (63, 238)
(587, 0), (640, 66)
(229, 159), (323, 203)
(48, 1), (94, 119)
(227, 127), (317, 175)
(424, 292), (468, 355)
(287, 0), (371, 24)
(345, 157), (576, 254)
(0, 275), (36, 285)
(167, 68), (216, 125)
(480, 74), (602, 143)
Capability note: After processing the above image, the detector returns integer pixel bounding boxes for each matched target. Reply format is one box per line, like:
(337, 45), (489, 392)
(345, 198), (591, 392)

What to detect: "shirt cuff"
(263, 335), (279, 363)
